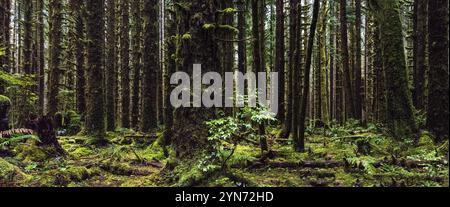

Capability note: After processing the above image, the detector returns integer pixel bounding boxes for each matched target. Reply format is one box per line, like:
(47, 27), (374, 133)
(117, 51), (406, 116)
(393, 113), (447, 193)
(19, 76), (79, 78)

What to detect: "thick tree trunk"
(370, 0), (418, 139)
(237, 0), (247, 74)
(131, 0), (142, 130)
(37, 0), (45, 115)
(106, 0), (116, 131)
(141, 0), (158, 132)
(120, 0), (130, 128)
(284, 0), (298, 138)
(339, 0), (356, 119)
(427, 0), (449, 142)
(48, 0), (63, 117)
(23, 0), (32, 75)
(412, 0), (428, 111)
(85, 0), (105, 140)
(354, 0), (363, 120)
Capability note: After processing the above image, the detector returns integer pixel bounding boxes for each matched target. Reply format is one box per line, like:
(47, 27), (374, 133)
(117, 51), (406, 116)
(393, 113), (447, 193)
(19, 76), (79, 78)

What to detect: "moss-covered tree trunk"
(354, 0), (363, 120)
(370, 0), (417, 139)
(412, 0), (428, 111)
(37, 0), (45, 115)
(85, 0), (105, 140)
(164, 7), (176, 156)
(48, 0), (63, 117)
(237, 0), (247, 75)
(171, 0), (220, 157)
(131, 0), (142, 130)
(284, 0), (298, 138)
(120, 0), (130, 128)
(339, 0), (356, 119)
(318, 0), (329, 124)
(427, 0), (449, 142)
(105, 0), (116, 131)
(0, 0), (11, 94)
(22, 0), (32, 75)
(141, 0), (158, 132)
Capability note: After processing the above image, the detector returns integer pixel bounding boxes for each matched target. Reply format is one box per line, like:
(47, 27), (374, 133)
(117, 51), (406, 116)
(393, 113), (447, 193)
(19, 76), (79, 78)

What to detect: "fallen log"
(247, 158), (447, 170)
(249, 160), (345, 169)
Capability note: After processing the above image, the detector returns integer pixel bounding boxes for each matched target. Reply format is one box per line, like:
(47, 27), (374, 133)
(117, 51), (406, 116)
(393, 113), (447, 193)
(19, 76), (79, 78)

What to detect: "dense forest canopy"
(0, 0), (448, 187)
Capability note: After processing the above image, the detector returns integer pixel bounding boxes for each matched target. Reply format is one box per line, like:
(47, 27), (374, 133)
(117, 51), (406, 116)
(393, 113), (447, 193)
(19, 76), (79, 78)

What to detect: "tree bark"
(48, 0), (63, 117)
(106, 0), (116, 131)
(412, 0), (428, 111)
(85, 0), (106, 140)
(141, 0), (158, 132)
(370, 0), (418, 139)
(339, 0), (356, 119)
(427, 0), (449, 142)
(297, 0), (320, 152)
(131, 0), (142, 130)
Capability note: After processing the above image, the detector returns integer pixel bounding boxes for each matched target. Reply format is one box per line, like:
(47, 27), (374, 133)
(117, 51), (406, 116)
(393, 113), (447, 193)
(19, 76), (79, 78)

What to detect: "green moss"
(0, 95), (11, 106)
(218, 25), (239, 34)
(181, 33), (192, 40)
(202, 23), (216, 30)
(0, 158), (30, 185)
(14, 144), (49, 163)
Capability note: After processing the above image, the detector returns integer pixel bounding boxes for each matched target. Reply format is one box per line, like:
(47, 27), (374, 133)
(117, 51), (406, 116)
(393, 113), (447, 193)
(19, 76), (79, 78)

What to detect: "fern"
(0, 134), (41, 147)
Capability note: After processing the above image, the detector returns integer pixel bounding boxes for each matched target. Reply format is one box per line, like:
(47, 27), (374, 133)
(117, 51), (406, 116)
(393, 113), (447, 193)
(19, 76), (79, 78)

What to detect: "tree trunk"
(120, 0), (130, 128)
(354, 0), (363, 120)
(237, 0), (247, 74)
(412, 0), (428, 111)
(131, 0), (142, 130)
(427, 0), (449, 142)
(23, 0), (32, 75)
(284, 0), (298, 138)
(106, 0), (116, 131)
(297, 0), (320, 152)
(275, 0), (285, 122)
(370, 0), (418, 139)
(85, 0), (105, 141)
(37, 0), (45, 115)
(339, 0), (356, 119)
(141, 0), (158, 132)
(48, 0), (63, 117)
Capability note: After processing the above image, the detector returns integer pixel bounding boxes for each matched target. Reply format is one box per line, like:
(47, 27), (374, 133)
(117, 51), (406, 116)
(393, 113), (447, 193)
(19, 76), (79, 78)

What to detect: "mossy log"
(248, 158), (447, 170)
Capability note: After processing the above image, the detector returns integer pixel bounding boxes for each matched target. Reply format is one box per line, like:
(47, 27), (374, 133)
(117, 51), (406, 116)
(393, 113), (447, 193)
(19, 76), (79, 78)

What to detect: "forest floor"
(1, 123), (449, 187)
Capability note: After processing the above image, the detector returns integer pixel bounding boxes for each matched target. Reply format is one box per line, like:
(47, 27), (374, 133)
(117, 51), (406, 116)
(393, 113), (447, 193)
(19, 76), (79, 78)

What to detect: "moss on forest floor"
(0, 124), (448, 187)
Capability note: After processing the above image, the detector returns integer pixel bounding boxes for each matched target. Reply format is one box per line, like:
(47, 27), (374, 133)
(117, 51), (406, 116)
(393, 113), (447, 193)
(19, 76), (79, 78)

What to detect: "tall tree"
(237, 0), (247, 74)
(427, 0), (449, 142)
(284, 0), (298, 138)
(22, 0), (32, 75)
(275, 0), (285, 122)
(120, 0), (130, 128)
(106, 0), (116, 131)
(339, 0), (356, 119)
(318, 0), (329, 124)
(131, 0), (142, 129)
(1, 0), (11, 94)
(48, 0), (63, 117)
(85, 0), (106, 140)
(37, 0), (45, 114)
(164, 4), (175, 156)
(141, 0), (158, 132)
(297, 0), (320, 152)
(354, 0), (363, 120)
(369, 0), (417, 138)
(412, 0), (428, 111)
